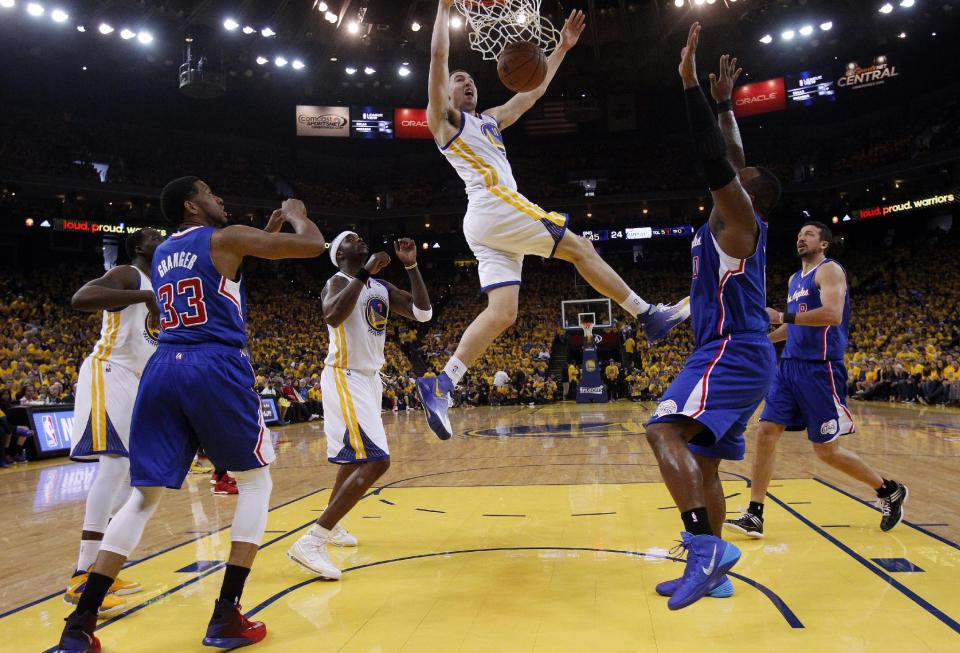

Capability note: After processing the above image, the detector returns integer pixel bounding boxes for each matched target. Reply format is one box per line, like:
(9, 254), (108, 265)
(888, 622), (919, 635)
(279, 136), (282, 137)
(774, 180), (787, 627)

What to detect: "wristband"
(716, 99), (732, 113)
(412, 305), (433, 322)
(782, 312), (796, 324)
(404, 262), (418, 271)
(355, 268), (371, 282)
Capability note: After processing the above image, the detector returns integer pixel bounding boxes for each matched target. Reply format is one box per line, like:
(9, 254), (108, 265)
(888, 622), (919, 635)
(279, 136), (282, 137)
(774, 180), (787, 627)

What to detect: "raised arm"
(322, 252), (391, 328)
(770, 262), (847, 328)
(709, 54), (746, 170)
(678, 23), (757, 259)
(211, 200), (325, 279)
(427, 0), (460, 145)
(382, 238), (432, 322)
(484, 10), (585, 130)
(71, 266), (154, 312)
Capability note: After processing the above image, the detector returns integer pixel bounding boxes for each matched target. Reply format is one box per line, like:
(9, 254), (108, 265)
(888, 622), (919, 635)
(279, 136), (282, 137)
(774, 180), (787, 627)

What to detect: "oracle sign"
(732, 78), (786, 118)
(394, 108), (433, 139)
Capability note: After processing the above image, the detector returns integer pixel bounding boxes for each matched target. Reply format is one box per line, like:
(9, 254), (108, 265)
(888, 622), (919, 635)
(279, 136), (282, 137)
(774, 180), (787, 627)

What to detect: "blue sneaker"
(655, 575), (734, 598)
(56, 610), (100, 653)
(416, 374), (453, 440)
(639, 297), (690, 343)
(666, 532), (741, 610)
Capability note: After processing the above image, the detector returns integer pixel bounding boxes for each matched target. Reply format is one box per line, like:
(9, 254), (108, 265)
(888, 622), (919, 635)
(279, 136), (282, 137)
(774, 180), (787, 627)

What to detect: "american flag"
(524, 100), (578, 136)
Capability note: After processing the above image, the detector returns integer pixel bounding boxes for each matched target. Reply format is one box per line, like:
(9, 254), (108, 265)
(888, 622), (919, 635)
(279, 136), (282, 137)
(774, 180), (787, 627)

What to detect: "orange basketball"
(497, 41), (547, 93)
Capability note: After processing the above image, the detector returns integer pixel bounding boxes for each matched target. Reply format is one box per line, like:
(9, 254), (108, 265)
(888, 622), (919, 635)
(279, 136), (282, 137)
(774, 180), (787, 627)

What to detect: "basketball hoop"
(455, 0), (560, 61)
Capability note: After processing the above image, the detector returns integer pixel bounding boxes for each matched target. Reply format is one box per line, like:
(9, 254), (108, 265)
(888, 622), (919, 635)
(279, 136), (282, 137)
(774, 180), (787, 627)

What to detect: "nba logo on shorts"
(42, 414), (58, 448)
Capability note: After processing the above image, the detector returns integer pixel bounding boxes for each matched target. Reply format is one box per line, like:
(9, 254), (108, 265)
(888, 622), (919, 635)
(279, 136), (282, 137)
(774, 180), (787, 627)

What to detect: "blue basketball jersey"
(689, 215), (769, 348)
(152, 226), (247, 348)
(782, 258), (850, 361)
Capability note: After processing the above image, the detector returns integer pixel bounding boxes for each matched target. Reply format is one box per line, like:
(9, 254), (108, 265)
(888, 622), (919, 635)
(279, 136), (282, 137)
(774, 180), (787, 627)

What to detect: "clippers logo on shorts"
(364, 297), (388, 334)
(654, 400), (678, 418)
(820, 419), (839, 436)
(481, 122), (506, 156)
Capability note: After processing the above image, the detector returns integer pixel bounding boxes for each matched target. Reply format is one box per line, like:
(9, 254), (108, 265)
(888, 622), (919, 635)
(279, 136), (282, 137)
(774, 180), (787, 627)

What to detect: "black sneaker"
(878, 482), (908, 532)
(723, 511), (764, 538)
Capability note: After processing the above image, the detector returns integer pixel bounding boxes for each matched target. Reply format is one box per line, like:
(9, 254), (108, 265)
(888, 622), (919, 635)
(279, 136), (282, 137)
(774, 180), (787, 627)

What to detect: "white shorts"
(321, 366), (389, 464)
(463, 187), (569, 291)
(71, 356), (140, 461)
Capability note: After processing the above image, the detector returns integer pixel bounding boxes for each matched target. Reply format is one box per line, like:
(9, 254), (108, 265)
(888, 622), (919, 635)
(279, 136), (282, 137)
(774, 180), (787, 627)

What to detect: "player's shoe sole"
(723, 515), (764, 538)
(656, 574), (734, 598)
(415, 377), (452, 440)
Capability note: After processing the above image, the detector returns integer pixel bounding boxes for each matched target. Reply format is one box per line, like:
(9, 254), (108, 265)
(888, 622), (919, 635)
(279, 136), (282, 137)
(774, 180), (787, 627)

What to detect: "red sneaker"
(202, 599), (266, 648)
(212, 478), (239, 495)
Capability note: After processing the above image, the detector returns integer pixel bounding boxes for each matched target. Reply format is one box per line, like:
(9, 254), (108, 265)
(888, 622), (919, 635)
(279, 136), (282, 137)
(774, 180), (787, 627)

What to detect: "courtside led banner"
(838, 55), (899, 91)
(733, 78), (786, 118)
(296, 105), (350, 137)
(395, 108), (432, 139)
(852, 193), (956, 220)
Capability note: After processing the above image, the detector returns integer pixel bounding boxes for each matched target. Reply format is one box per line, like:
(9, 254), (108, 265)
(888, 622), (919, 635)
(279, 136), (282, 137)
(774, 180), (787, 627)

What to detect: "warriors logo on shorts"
(364, 297), (388, 334)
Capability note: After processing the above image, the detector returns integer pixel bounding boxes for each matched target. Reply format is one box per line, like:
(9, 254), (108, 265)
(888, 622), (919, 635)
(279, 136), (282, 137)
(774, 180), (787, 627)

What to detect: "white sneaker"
(287, 527), (342, 579)
(330, 523), (358, 547)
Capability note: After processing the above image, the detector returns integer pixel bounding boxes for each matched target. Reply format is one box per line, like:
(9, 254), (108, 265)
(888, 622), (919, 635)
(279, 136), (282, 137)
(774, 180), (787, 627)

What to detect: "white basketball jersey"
(90, 267), (157, 375)
(439, 111), (517, 199)
(324, 272), (389, 374)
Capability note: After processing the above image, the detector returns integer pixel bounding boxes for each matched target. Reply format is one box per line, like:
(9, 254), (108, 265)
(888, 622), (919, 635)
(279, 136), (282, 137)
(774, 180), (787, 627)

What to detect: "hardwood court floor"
(1, 400), (959, 652)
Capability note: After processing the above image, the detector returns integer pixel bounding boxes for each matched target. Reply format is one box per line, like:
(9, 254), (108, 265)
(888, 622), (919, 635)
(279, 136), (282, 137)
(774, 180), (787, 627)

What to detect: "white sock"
(443, 356), (468, 385)
(77, 539), (101, 572)
(619, 291), (651, 317)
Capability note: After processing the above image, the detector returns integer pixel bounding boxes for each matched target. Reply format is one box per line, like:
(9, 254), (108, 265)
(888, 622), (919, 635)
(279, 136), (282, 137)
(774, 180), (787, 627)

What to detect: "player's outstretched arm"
(322, 252), (392, 328)
(709, 54), (746, 170)
(427, 0), (459, 145)
(71, 266), (155, 312)
(678, 22), (756, 259)
(769, 262), (846, 328)
(484, 10), (585, 130)
(382, 238), (433, 322)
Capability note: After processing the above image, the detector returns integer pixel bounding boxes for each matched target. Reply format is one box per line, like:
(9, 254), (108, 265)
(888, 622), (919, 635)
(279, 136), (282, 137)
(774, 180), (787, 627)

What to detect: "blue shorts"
(129, 344), (276, 489)
(646, 334), (776, 461)
(760, 358), (856, 443)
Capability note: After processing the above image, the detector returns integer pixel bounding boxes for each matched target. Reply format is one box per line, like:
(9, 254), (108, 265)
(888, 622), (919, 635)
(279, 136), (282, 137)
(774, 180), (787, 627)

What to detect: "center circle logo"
(364, 296), (388, 333)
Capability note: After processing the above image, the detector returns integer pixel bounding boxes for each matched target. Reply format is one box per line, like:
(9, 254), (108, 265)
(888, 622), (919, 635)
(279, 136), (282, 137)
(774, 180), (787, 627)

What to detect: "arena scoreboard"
(785, 69), (837, 107)
(350, 105), (394, 139)
(582, 225), (694, 241)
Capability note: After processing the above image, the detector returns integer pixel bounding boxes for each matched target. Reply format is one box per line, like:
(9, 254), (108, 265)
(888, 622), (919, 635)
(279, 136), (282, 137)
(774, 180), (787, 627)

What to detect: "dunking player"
(64, 228), (163, 616)
(288, 234), (432, 578)
(417, 0), (688, 439)
(725, 222), (908, 538)
(57, 179), (324, 653)
(644, 24), (783, 610)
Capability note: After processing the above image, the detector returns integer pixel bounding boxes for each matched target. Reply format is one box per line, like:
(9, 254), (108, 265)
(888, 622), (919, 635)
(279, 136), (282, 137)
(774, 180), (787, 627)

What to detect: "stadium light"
(292, 59), (305, 70)
(345, 66), (357, 75)
(364, 66), (375, 75)
(51, 8), (68, 22)
(120, 28), (135, 40)
(781, 29), (795, 41)
(0, 0), (15, 9)
(694, 0), (705, 5)
(76, 25), (85, 32)
(898, 31), (907, 38)
(706, 0), (716, 4)
(450, 15), (462, 28)
(759, 34), (773, 44)
(224, 18), (239, 31)
(26, 2), (43, 17)
(820, 21), (833, 31)
(317, 1), (328, 11)
(674, 0), (683, 6)
(899, 0), (914, 7)
(137, 31), (153, 45)
(398, 65), (411, 77)
(261, 27), (276, 37)
(799, 25), (814, 36)
(879, 3), (893, 14)
(98, 22), (113, 34)
(411, 20), (421, 31)
(275, 56), (288, 67)
(347, 20), (359, 33)
(256, 56), (268, 65)
(325, 11), (337, 23)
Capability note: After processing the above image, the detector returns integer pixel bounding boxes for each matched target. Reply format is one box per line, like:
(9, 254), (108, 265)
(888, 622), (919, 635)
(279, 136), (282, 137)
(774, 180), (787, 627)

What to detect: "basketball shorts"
(321, 366), (389, 464)
(129, 344), (275, 489)
(463, 187), (569, 292)
(760, 359), (856, 443)
(70, 356), (140, 461)
(646, 333), (776, 461)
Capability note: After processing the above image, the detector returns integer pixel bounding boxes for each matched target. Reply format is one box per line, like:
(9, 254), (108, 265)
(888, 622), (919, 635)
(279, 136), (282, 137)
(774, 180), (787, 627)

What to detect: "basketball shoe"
(416, 373), (453, 440)
(56, 610), (100, 653)
(639, 298), (691, 343)
(655, 575), (734, 598)
(878, 481), (908, 531)
(666, 531), (741, 610)
(201, 599), (266, 649)
(724, 510), (764, 538)
(65, 573), (136, 618)
(330, 522), (358, 547)
(212, 476), (239, 495)
(287, 526), (342, 579)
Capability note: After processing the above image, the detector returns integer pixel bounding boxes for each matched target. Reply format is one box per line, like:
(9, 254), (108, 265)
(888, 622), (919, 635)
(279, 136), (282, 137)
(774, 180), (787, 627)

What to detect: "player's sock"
(748, 501), (765, 519)
(442, 356), (468, 387)
(77, 539), (101, 572)
(218, 564), (251, 606)
(76, 572), (114, 615)
(618, 291), (651, 318)
(680, 507), (712, 536)
(875, 478), (898, 498)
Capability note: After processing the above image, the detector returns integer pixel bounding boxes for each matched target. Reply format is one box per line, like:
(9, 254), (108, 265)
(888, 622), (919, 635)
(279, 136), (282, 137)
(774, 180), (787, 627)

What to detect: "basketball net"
(455, 0), (560, 61)
(581, 321), (594, 345)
